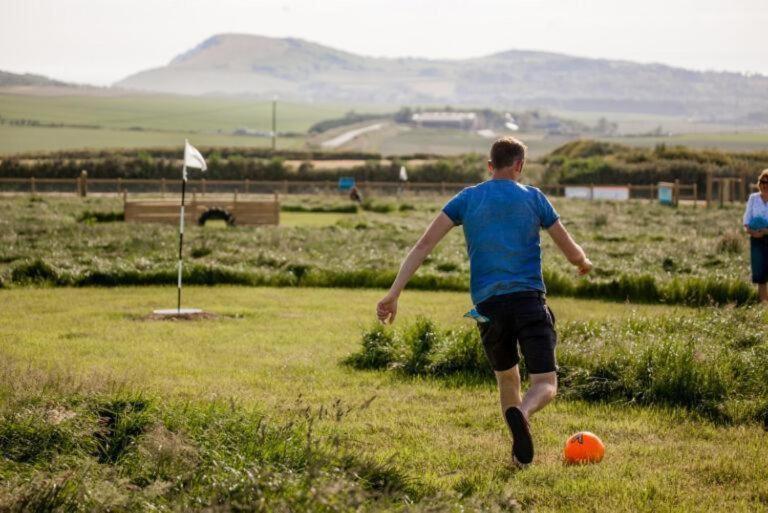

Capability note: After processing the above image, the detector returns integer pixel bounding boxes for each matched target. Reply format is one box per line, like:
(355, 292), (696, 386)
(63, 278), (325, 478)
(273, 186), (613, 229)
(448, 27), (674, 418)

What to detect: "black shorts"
(475, 291), (557, 374)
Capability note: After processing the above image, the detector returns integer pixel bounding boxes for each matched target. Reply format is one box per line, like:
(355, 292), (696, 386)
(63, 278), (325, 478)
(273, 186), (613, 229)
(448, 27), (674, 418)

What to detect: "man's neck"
(491, 173), (519, 182)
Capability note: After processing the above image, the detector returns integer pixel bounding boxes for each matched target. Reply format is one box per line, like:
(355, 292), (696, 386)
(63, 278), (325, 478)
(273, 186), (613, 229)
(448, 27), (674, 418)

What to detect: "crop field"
(3, 92), (767, 157)
(0, 194), (754, 304)
(0, 124), (307, 155)
(1, 287), (767, 512)
(0, 93), (350, 133)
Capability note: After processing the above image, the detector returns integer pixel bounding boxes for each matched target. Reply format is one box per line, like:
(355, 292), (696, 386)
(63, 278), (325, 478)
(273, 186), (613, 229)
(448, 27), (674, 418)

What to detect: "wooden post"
(589, 183), (594, 201)
(117, 177), (122, 195)
(122, 188), (127, 205)
(627, 183), (632, 200)
(245, 179), (250, 195)
(201, 179), (206, 195)
(274, 192), (280, 225)
(282, 180), (288, 194)
(693, 183), (698, 209)
(706, 171), (713, 208)
(739, 175), (746, 202)
(161, 178), (166, 198)
(673, 179), (680, 207)
(650, 183), (655, 204)
(719, 179), (725, 208)
(234, 189), (238, 203)
(79, 170), (88, 197)
(30, 177), (36, 196)
(440, 181), (445, 195)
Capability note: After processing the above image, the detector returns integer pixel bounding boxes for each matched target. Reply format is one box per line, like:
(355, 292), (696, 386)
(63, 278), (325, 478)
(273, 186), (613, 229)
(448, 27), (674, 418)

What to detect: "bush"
(717, 230), (744, 255)
(11, 259), (60, 285)
(346, 307), (768, 424)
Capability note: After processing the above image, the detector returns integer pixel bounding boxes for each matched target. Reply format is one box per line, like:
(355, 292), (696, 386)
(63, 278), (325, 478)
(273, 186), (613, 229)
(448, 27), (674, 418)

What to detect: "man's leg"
(494, 366), (534, 466)
(759, 283), (768, 303)
(495, 366), (522, 414)
(520, 371), (558, 420)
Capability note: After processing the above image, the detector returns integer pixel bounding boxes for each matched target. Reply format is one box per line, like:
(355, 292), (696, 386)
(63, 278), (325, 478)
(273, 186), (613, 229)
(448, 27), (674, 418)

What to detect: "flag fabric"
(183, 140), (207, 180)
(399, 165), (408, 182)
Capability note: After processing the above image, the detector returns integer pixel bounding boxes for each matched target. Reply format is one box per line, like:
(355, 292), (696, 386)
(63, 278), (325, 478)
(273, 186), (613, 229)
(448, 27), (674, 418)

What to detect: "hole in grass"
(93, 399), (151, 464)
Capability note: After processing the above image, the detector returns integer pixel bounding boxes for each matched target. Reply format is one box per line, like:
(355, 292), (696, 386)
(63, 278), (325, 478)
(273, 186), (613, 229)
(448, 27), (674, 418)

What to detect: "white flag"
(183, 139), (207, 180)
(399, 165), (408, 182)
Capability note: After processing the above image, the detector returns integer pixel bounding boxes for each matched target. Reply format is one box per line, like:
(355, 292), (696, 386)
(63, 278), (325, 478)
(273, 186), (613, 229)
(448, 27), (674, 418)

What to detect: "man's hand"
(576, 257), (593, 275)
(377, 293), (399, 324)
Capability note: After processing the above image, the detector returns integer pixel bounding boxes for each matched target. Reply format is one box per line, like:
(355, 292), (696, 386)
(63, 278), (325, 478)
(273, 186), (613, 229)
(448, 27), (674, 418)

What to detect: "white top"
(743, 192), (768, 227)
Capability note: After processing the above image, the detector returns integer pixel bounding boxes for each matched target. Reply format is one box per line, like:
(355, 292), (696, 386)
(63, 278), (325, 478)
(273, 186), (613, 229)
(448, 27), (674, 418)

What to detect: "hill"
(116, 33), (768, 120)
(0, 70), (67, 87)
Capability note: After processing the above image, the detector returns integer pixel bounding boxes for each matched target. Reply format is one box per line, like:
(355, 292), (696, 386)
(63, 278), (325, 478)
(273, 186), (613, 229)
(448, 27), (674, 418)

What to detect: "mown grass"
(0, 195), (756, 304)
(1, 287), (766, 511)
(345, 307), (768, 425)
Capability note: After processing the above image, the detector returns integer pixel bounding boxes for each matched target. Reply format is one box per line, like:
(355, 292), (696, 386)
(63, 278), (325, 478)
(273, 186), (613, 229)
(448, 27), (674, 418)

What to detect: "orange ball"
(563, 431), (605, 464)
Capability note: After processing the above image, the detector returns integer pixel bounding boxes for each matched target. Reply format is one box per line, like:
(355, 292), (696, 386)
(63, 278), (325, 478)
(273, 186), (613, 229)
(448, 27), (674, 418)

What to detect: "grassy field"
(0, 124), (306, 154)
(0, 195), (755, 304)
(3, 92), (767, 157)
(1, 287), (766, 511)
(0, 93), (349, 133)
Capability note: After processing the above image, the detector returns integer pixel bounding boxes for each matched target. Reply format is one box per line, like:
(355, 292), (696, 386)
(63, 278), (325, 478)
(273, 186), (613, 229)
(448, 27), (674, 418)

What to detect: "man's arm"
(376, 212), (455, 323)
(546, 220), (592, 275)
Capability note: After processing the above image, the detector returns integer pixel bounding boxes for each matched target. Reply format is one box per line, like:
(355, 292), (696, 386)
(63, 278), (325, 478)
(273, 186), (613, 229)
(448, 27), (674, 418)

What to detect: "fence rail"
(0, 175), (758, 205)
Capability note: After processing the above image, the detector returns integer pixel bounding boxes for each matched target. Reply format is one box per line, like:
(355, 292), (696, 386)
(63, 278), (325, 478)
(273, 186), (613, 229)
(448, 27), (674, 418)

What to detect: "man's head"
(488, 137), (527, 179)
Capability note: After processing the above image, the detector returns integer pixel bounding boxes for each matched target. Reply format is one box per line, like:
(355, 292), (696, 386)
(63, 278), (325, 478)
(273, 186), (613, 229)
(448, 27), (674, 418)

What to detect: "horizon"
(2, 0), (767, 86)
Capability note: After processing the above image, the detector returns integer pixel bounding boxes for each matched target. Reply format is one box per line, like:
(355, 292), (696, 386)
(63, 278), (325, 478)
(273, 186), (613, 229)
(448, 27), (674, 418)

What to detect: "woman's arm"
(376, 212), (456, 323)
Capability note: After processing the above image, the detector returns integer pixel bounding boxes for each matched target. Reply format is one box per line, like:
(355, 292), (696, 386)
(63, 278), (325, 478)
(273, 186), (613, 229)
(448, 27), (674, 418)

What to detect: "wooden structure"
(124, 192), (280, 226)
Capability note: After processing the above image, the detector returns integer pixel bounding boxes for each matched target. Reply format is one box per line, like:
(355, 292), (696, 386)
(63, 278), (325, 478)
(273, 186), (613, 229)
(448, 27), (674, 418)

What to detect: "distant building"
(411, 112), (478, 130)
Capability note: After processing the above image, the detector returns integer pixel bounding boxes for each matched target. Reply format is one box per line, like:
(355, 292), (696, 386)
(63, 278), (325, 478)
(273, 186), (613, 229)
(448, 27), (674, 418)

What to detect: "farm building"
(411, 111), (478, 130)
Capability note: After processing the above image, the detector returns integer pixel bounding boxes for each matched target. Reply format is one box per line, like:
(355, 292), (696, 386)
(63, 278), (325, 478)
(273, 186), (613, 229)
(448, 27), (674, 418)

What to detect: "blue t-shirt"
(442, 179), (559, 305)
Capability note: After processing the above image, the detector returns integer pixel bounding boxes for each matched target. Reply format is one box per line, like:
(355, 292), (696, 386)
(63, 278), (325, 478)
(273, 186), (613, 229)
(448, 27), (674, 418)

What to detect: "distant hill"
(0, 70), (67, 87)
(115, 34), (768, 120)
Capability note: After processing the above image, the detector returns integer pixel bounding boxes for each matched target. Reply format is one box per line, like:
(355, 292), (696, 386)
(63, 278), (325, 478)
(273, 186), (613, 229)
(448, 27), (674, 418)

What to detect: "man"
(376, 137), (592, 467)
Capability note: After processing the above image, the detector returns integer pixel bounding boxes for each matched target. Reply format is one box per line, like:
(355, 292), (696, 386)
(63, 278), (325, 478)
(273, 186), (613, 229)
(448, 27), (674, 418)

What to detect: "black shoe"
(505, 407), (533, 466)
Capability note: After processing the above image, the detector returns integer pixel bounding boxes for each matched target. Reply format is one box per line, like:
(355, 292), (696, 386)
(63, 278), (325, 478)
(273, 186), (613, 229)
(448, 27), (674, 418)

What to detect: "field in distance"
(3, 91), (768, 157)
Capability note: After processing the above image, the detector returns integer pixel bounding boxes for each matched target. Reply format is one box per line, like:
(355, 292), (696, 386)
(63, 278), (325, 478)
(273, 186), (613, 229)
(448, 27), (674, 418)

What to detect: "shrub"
(717, 230), (744, 255)
(346, 308), (768, 424)
(11, 259), (60, 285)
(77, 210), (124, 223)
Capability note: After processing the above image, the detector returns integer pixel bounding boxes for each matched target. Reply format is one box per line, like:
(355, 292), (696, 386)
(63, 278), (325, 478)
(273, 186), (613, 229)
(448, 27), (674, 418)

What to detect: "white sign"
(564, 186), (630, 201)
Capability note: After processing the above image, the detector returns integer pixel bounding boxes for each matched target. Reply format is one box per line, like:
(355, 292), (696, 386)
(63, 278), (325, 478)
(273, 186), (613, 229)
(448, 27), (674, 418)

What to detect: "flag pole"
(177, 163), (187, 313)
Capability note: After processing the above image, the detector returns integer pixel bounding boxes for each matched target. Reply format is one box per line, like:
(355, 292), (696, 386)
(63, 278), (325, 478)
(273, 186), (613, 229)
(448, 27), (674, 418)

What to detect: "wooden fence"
(0, 173), (759, 206)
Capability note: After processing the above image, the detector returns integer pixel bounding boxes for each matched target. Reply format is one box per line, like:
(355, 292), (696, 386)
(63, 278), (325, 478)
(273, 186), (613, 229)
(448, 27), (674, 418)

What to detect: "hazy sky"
(2, 0), (766, 86)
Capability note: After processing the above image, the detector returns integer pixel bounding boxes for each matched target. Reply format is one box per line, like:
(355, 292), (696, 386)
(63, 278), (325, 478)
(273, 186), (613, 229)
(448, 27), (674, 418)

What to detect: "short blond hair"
(759, 169), (768, 186)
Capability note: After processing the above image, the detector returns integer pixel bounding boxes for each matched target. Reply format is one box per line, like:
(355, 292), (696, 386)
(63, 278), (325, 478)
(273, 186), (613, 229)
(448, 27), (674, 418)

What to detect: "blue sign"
(338, 177), (356, 191)
(658, 184), (674, 205)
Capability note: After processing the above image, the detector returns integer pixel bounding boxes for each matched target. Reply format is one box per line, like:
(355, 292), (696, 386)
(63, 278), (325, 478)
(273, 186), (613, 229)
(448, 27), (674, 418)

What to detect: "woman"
(743, 169), (768, 303)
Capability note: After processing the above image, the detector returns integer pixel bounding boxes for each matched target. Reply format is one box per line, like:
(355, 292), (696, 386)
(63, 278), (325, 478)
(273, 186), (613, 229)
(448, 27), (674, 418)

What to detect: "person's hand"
(377, 293), (399, 324)
(751, 229), (765, 239)
(576, 257), (593, 276)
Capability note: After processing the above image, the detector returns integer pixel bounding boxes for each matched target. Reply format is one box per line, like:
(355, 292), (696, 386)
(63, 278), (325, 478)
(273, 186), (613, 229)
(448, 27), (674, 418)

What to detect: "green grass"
(1, 287), (766, 511)
(0, 195), (758, 305)
(280, 211), (356, 227)
(0, 124), (306, 155)
(0, 93), (347, 133)
(346, 309), (768, 424)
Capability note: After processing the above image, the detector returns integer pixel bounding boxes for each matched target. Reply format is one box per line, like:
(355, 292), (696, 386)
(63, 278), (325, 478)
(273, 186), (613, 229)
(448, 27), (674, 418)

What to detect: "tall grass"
(344, 308), (768, 425)
(6, 258), (756, 306)
(1, 366), (466, 512)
